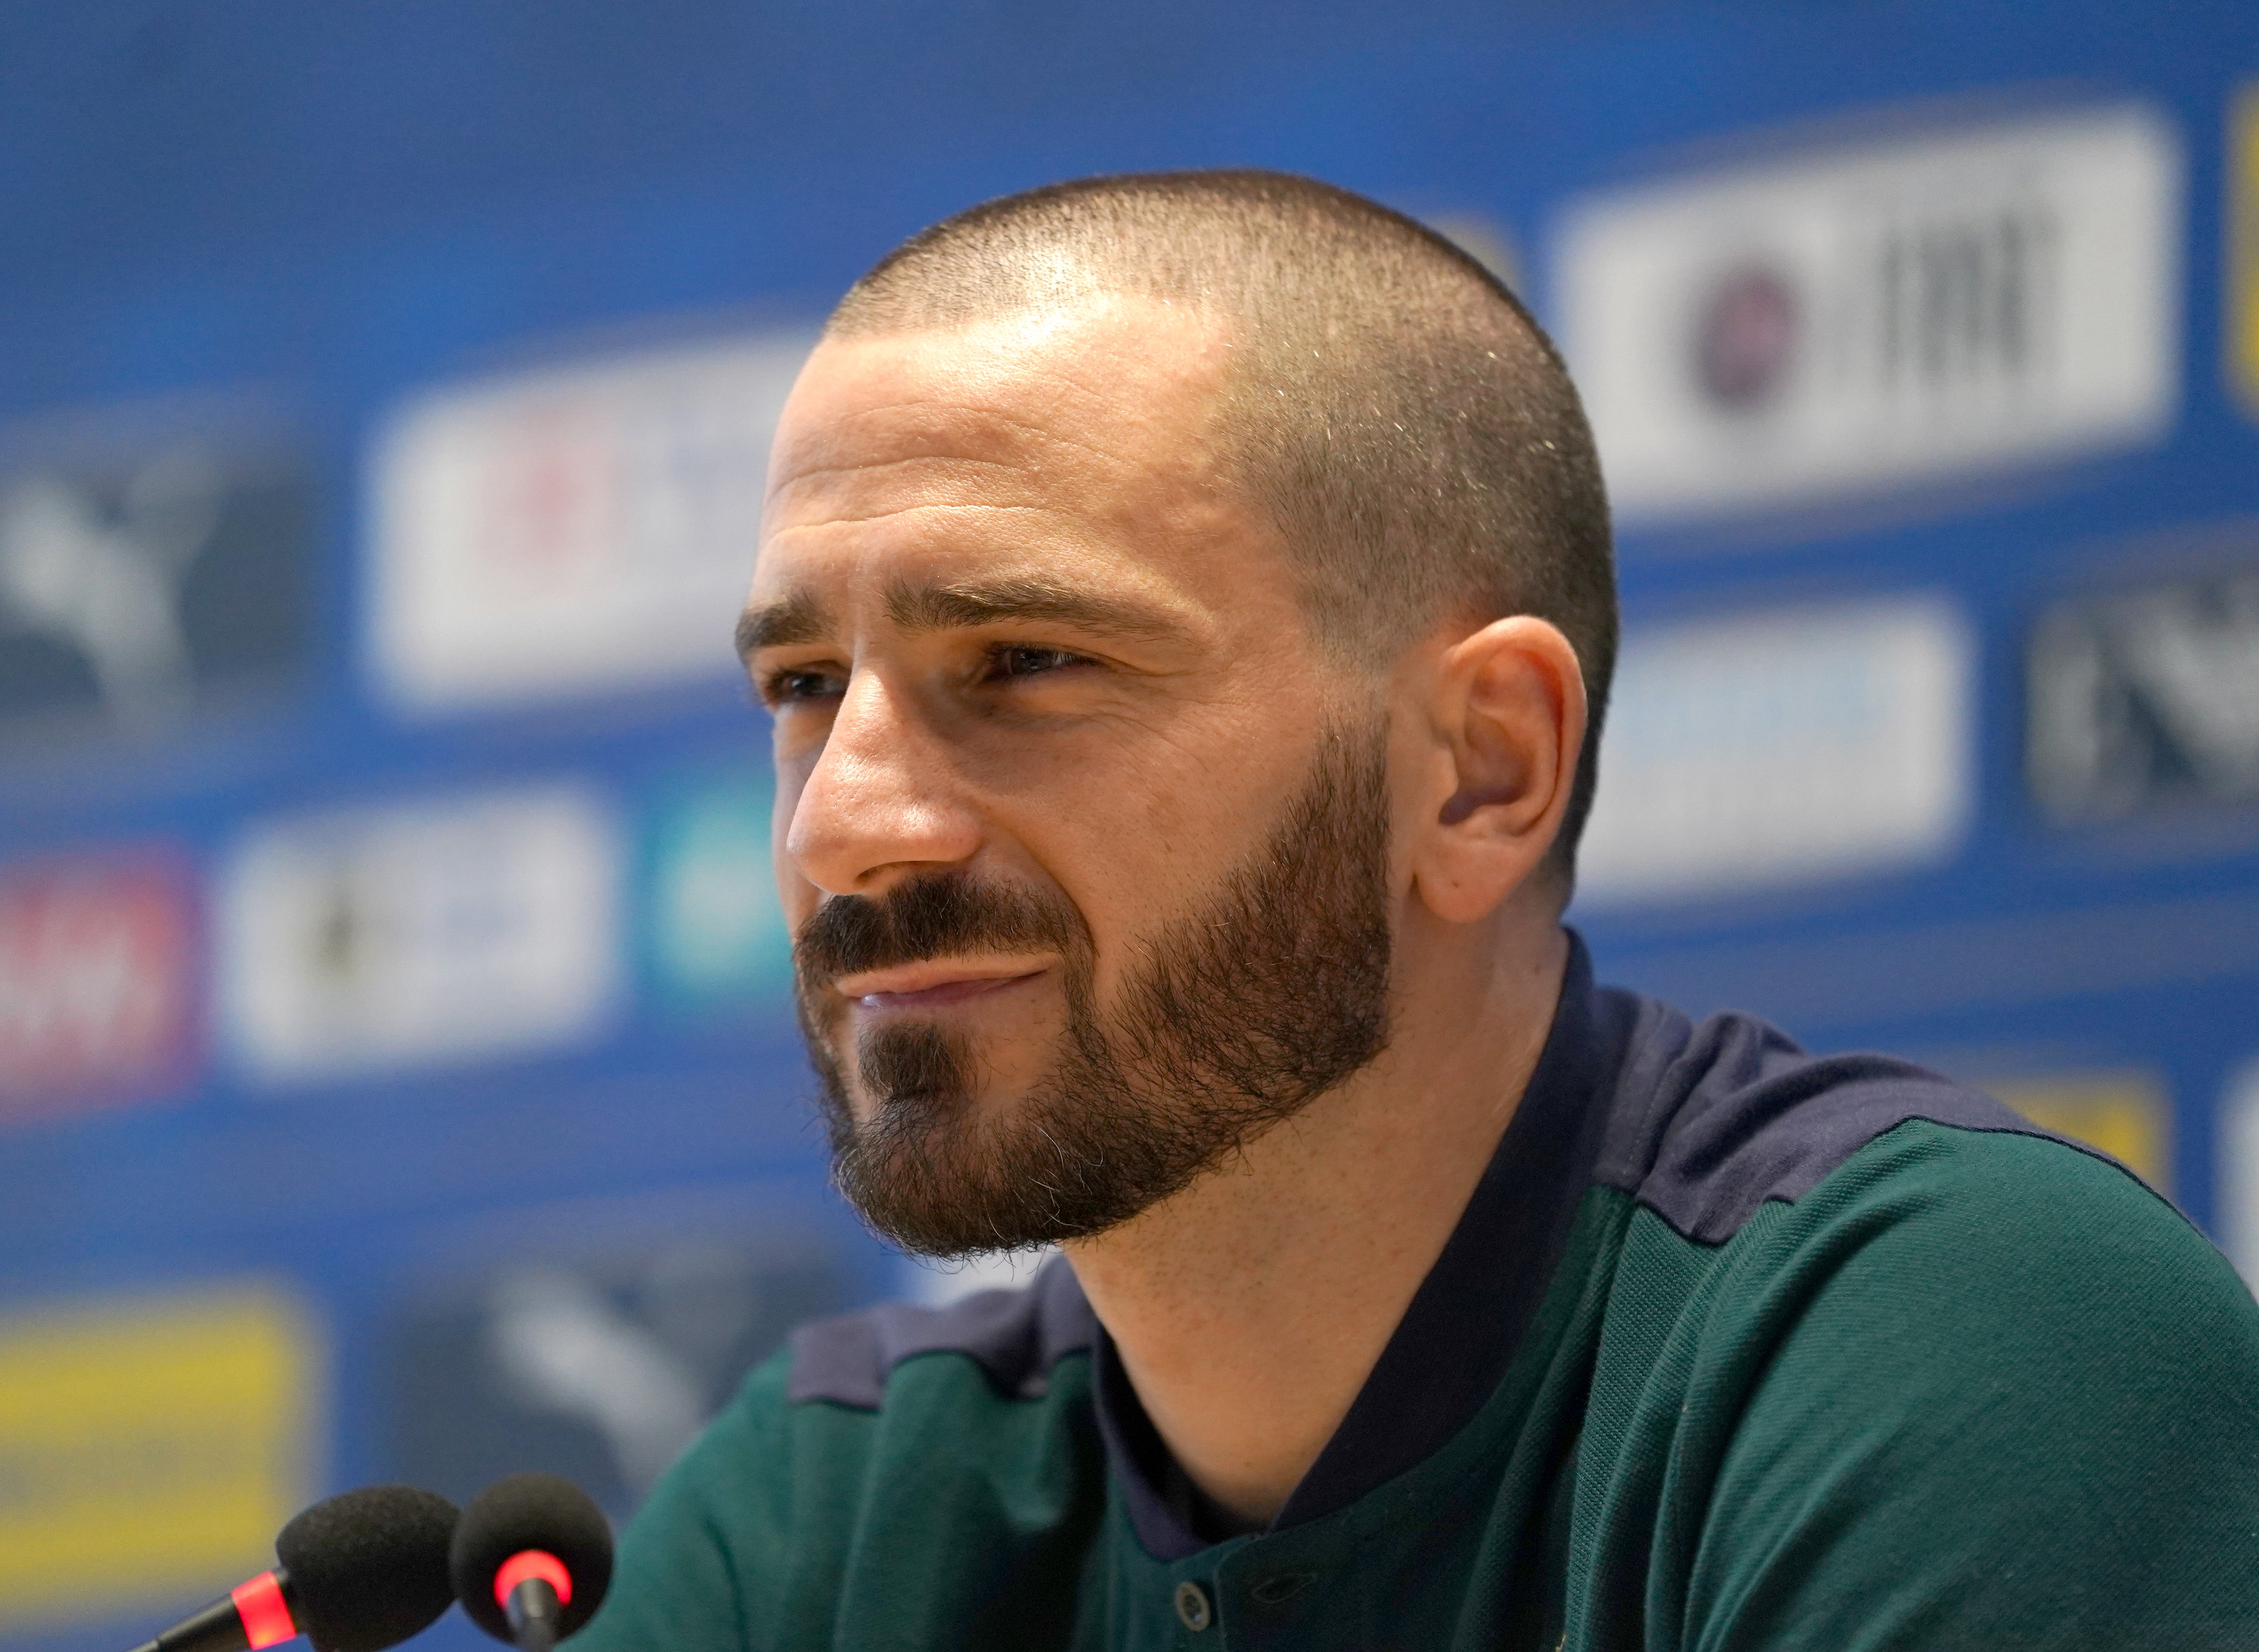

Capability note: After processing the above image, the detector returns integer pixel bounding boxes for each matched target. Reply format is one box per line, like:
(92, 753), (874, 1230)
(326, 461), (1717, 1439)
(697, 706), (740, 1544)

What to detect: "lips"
(837, 964), (1047, 1013)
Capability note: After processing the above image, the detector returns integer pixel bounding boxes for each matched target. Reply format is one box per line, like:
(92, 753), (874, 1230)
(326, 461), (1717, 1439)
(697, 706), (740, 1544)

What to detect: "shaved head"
(827, 169), (1616, 878)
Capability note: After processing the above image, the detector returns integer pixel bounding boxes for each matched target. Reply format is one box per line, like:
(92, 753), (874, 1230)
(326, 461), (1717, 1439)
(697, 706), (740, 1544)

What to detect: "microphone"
(449, 1473), (613, 1652)
(127, 1484), (459, 1652)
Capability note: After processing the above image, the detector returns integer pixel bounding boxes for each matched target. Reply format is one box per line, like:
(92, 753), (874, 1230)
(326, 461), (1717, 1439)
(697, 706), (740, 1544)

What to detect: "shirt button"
(1173, 1580), (1213, 1632)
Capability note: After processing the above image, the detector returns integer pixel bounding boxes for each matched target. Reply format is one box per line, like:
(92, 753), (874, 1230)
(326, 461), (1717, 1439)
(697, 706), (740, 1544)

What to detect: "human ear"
(1412, 616), (1586, 925)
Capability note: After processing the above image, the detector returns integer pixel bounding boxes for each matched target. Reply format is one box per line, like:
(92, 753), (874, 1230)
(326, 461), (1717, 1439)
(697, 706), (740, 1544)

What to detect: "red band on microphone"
(232, 1571), (297, 1650)
(494, 1549), (574, 1611)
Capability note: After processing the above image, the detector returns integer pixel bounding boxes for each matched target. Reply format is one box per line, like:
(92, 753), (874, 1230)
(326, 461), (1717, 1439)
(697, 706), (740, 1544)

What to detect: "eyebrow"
(735, 575), (1191, 662)
(735, 589), (830, 659)
(886, 575), (1190, 642)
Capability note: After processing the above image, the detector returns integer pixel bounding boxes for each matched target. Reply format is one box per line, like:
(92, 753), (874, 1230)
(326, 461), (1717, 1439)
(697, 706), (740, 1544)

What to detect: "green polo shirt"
(577, 939), (2259, 1649)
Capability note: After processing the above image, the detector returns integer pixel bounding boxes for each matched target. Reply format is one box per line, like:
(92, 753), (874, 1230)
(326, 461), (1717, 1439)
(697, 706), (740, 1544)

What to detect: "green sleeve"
(1685, 1123), (2259, 1651)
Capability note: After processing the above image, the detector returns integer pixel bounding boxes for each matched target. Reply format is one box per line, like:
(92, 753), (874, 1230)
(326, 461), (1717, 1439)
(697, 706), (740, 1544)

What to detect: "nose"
(783, 668), (982, 897)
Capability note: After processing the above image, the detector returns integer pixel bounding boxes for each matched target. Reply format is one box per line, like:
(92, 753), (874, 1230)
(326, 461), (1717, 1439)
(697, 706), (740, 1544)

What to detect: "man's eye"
(986, 645), (1089, 682)
(764, 667), (844, 705)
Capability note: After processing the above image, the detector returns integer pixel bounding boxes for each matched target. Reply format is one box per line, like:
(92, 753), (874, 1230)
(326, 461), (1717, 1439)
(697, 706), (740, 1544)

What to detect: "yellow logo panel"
(1989, 1072), (2171, 1194)
(2232, 84), (2259, 415)
(0, 1284), (319, 1632)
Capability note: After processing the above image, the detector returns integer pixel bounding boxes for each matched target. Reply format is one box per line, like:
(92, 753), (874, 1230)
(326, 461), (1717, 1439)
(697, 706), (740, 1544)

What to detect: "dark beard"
(792, 716), (1395, 1257)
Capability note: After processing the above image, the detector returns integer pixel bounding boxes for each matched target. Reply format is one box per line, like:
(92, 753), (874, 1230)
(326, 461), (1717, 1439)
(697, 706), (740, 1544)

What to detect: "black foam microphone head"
(449, 1473), (614, 1644)
(274, 1485), (461, 1652)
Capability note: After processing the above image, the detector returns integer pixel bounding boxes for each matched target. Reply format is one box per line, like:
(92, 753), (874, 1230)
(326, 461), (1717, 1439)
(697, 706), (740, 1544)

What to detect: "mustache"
(793, 872), (1086, 995)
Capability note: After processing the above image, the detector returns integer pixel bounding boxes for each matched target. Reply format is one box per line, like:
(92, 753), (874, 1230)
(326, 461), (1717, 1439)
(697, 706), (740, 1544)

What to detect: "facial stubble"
(793, 717), (1395, 1257)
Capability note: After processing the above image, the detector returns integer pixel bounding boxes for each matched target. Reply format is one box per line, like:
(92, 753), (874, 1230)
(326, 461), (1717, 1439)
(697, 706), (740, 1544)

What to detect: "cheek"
(1029, 729), (1299, 980)
(1385, 715), (1436, 889)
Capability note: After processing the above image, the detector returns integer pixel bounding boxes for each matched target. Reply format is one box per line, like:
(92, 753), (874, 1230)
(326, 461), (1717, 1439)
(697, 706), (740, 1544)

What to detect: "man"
(581, 172), (2259, 1649)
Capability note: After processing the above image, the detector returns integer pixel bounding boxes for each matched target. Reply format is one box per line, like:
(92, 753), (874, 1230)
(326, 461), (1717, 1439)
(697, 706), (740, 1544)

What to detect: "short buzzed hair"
(829, 169), (1615, 886)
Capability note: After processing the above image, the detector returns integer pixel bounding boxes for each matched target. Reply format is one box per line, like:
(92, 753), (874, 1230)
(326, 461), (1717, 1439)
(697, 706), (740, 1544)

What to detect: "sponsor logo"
(219, 785), (622, 1082)
(2027, 560), (2259, 821)
(1691, 262), (1800, 413)
(1576, 597), (1973, 904)
(0, 848), (198, 1120)
(369, 331), (813, 714)
(0, 426), (310, 741)
(643, 771), (791, 1011)
(0, 1285), (317, 1632)
(1555, 104), (2181, 519)
(2231, 85), (2259, 417)
(1985, 1072), (2170, 1193)
(386, 1231), (849, 1516)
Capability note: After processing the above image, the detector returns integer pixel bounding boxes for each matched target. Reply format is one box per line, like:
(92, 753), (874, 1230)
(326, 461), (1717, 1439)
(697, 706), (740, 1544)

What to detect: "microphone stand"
(126, 1568), (297, 1652)
(123, 1592), (248, 1652)
(502, 1576), (562, 1652)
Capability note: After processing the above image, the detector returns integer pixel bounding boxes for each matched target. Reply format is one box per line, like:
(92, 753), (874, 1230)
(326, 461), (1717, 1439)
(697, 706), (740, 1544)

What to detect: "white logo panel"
(1555, 105), (2181, 520)
(370, 332), (813, 712)
(2028, 567), (2259, 821)
(220, 785), (623, 1081)
(1576, 598), (1974, 904)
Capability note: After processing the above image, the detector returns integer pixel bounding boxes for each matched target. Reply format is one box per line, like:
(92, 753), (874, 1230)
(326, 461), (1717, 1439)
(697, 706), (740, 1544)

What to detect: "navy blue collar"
(1093, 932), (1629, 1560)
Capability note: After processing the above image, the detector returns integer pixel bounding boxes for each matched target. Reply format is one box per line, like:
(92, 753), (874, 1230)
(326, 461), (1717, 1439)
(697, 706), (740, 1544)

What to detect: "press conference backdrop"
(3, 3), (2257, 1646)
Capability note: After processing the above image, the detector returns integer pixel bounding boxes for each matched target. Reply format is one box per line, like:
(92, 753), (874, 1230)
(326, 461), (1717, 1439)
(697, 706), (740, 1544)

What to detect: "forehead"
(753, 300), (1284, 619)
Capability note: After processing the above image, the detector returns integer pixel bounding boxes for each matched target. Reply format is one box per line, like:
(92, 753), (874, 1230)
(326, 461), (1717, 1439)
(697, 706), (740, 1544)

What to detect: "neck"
(1062, 905), (1569, 1531)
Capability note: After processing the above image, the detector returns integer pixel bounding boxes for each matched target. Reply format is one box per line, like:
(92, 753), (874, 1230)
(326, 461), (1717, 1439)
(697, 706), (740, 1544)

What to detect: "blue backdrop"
(3, 4), (2255, 1648)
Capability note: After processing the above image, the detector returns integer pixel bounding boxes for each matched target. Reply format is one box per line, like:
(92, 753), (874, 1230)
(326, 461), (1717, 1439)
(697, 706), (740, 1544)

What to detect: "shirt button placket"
(1173, 1579), (1214, 1634)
